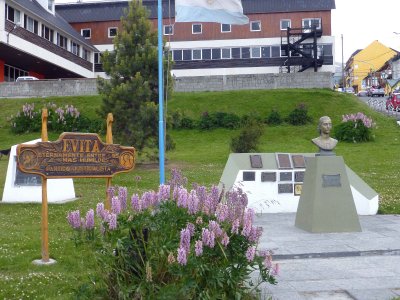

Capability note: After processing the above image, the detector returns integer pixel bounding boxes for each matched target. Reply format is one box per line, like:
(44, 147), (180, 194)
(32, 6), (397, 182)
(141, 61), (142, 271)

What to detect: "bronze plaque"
(17, 132), (135, 178)
(294, 184), (303, 196)
(291, 154), (306, 168)
(278, 183), (293, 194)
(276, 153), (292, 169)
(243, 171), (255, 181)
(294, 171), (305, 182)
(249, 155), (263, 168)
(322, 174), (341, 187)
(261, 172), (276, 182)
(279, 171), (292, 181)
(14, 158), (42, 186)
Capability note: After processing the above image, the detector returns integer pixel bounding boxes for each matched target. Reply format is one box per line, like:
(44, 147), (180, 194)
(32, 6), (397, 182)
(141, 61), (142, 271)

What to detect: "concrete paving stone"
(288, 279), (342, 292)
(330, 277), (400, 290)
(299, 290), (354, 300)
(262, 290), (304, 300)
(392, 288), (400, 296)
(347, 289), (399, 300)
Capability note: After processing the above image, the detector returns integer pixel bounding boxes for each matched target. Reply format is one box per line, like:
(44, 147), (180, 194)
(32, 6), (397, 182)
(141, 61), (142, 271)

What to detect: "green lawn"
(0, 89), (399, 298)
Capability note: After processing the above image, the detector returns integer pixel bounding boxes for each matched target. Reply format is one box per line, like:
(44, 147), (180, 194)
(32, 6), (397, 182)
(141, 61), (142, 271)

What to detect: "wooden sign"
(17, 132), (135, 178)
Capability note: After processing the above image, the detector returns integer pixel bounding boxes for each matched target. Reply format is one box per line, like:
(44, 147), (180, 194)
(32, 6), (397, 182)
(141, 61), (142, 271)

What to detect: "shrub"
(9, 103), (41, 134)
(334, 112), (375, 142)
(67, 170), (277, 299)
(286, 103), (313, 125)
(265, 109), (283, 126)
(230, 119), (264, 153)
(199, 111), (241, 130)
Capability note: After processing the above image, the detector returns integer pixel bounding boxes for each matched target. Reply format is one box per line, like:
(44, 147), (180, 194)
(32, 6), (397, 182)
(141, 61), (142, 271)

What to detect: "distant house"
(0, 0), (98, 82)
(344, 40), (398, 93)
(56, 0), (336, 78)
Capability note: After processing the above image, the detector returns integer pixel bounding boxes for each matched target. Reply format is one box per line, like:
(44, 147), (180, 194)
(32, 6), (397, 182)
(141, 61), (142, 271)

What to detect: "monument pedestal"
(295, 155), (361, 233)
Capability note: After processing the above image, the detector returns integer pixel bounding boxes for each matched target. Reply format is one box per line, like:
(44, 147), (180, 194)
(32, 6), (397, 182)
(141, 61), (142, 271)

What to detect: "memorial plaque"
(294, 171), (305, 182)
(279, 171), (292, 181)
(243, 171), (255, 181)
(14, 160), (42, 186)
(17, 132), (135, 178)
(261, 172), (276, 182)
(278, 183), (293, 194)
(294, 184), (303, 196)
(276, 153), (292, 169)
(322, 174), (341, 187)
(291, 154), (306, 168)
(250, 155), (263, 168)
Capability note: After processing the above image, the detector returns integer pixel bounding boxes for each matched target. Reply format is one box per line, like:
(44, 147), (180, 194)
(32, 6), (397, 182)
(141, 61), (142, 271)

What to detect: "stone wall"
(0, 72), (333, 98)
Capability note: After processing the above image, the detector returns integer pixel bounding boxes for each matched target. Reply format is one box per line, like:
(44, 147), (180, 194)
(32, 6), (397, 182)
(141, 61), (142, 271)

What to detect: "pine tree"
(97, 0), (173, 156)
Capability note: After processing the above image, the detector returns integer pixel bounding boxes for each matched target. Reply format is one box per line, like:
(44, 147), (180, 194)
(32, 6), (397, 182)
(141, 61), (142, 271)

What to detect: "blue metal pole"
(157, 0), (165, 184)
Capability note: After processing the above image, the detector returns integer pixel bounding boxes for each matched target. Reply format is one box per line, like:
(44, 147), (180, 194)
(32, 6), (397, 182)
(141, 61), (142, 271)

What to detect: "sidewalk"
(254, 213), (400, 300)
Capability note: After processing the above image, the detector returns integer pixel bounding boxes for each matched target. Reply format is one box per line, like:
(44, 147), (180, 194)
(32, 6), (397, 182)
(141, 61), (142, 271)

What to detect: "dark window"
(212, 48), (221, 60)
(24, 15), (38, 34)
(71, 41), (80, 56)
(108, 27), (117, 37)
(242, 47), (250, 59)
(192, 49), (201, 60)
(57, 33), (68, 49)
(221, 48), (231, 59)
(183, 50), (192, 60)
(164, 25), (173, 35)
(94, 52), (102, 64)
(192, 24), (202, 34)
(271, 46), (280, 57)
(250, 21), (261, 31)
(81, 29), (91, 39)
(232, 48), (241, 59)
(202, 49), (211, 60)
(322, 44), (333, 56)
(173, 50), (183, 61)
(221, 24), (231, 32)
(261, 47), (270, 58)
(6, 5), (20, 23)
(41, 25), (54, 42)
(251, 47), (261, 58)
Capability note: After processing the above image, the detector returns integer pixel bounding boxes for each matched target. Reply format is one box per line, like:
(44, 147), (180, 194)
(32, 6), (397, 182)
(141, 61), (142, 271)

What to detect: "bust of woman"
(312, 116), (338, 154)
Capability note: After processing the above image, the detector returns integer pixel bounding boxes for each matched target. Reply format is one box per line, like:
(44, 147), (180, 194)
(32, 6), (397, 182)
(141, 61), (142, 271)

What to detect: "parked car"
(345, 87), (355, 94)
(15, 76), (39, 82)
(386, 93), (400, 111)
(357, 90), (368, 97)
(367, 86), (385, 97)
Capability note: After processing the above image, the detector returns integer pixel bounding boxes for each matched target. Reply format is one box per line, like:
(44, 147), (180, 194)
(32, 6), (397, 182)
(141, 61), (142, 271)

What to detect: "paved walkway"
(254, 213), (400, 300)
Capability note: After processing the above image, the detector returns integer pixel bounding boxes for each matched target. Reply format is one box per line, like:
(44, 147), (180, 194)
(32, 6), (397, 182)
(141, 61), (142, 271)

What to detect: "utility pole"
(341, 34), (345, 89)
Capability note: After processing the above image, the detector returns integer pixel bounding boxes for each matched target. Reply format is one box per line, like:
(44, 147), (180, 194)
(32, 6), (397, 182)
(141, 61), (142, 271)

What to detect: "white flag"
(175, 0), (249, 25)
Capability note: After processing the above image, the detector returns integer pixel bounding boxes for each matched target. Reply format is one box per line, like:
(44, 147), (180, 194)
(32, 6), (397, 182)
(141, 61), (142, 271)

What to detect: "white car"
(15, 76), (39, 82)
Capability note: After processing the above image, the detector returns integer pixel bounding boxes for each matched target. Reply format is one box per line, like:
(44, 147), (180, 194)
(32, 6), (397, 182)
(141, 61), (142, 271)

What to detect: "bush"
(334, 112), (375, 142)
(67, 170), (278, 299)
(230, 120), (264, 153)
(265, 109), (283, 126)
(286, 103), (313, 125)
(199, 111), (241, 130)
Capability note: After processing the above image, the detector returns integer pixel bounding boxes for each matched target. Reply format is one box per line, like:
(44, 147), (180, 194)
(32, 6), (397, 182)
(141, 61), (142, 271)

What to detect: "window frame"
(41, 24), (54, 42)
(250, 21), (261, 32)
(81, 28), (91, 39)
(164, 25), (173, 35)
(221, 48), (231, 59)
(221, 24), (231, 33)
(280, 19), (291, 30)
(192, 24), (202, 34)
(192, 49), (202, 60)
(302, 18), (321, 31)
(108, 27), (118, 38)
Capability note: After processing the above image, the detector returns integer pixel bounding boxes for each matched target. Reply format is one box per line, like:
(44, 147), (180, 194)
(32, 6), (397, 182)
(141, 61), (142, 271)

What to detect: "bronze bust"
(312, 116), (337, 155)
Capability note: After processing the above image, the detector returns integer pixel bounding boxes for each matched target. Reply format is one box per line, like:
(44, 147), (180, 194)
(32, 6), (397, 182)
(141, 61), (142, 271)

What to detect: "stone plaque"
(294, 184), (303, 196)
(261, 172), (276, 182)
(322, 174), (341, 187)
(291, 154), (306, 168)
(279, 171), (292, 181)
(278, 183), (293, 194)
(14, 160), (42, 186)
(294, 171), (305, 182)
(17, 132), (135, 178)
(276, 153), (292, 169)
(243, 171), (255, 181)
(250, 155), (263, 168)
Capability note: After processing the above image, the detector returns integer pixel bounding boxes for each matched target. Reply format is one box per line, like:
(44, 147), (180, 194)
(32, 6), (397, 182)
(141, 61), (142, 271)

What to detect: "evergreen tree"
(97, 0), (173, 156)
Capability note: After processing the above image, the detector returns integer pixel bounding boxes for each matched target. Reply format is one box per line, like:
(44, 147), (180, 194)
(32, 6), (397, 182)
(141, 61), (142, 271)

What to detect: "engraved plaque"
(278, 183), (293, 194)
(14, 157), (42, 186)
(261, 172), (276, 182)
(250, 155), (263, 168)
(294, 171), (305, 182)
(322, 174), (341, 187)
(243, 171), (255, 181)
(17, 132), (135, 178)
(276, 153), (292, 169)
(294, 184), (303, 196)
(291, 154), (306, 168)
(279, 171), (292, 181)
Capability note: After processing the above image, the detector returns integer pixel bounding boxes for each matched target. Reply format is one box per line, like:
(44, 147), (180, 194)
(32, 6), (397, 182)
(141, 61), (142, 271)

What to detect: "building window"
(232, 48), (241, 59)
(212, 49), (221, 60)
(221, 24), (231, 33)
(202, 49), (211, 60)
(81, 28), (91, 39)
(183, 50), (192, 60)
(192, 24), (202, 34)
(173, 50), (183, 61)
(94, 52), (102, 64)
(108, 27), (118, 38)
(6, 5), (21, 24)
(57, 33), (68, 49)
(280, 19), (291, 30)
(24, 15), (38, 34)
(251, 47), (261, 58)
(242, 47), (250, 59)
(250, 21), (261, 32)
(261, 47), (271, 58)
(221, 48), (231, 59)
(4, 64), (27, 82)
(48, 0), (54, 11)
(302, 18), (321, 31)
(41, 25), (54, 42)
(192, 49), (202, 60)
(82, 48), (90, 61)
(164, 25), (173, 35)
(271, 46), (280, 57)
(71, 41), (80, 56)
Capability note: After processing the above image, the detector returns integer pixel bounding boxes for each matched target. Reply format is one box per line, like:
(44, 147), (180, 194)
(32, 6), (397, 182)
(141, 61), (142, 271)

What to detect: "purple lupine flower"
(67, 210), (81, 229)
(221, 232), (230, 247)
(186, 223), (195, 236)
(118, 187), (128, 211)
(177, 187), (189, 208)
(131, 194), (141, 212)
(241, 208), (255, 238)
(195, 185), (207, 208)
(85, 209), (95, 230)
(187, 190), (199, 215)
(195, 240), (203, 256)
(158, 184), (171, 202)
(202, 195), (212, 215)
(231, 218), (240, 234)
(208, 220), (223, 237)
(180, 228), (191, 254)
(96, 203), (105, 218)
(262, 251), (273, 268)
(177, 246), (187, 266)
(111, 196), (121, 215)
(202, 228), (215, 248)
(246, 246), (256, 262)
(108, 213), (117, 230)
(271, 263), (279, 276)
(107, 186), (115, 202)
(215, 203), (229, 222)
(248, 226), (263, 243)
(141, 191), (153, 210)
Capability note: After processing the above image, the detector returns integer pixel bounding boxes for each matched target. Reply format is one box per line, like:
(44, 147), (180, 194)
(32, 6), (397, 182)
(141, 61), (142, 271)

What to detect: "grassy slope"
(0, 89), (399, 298)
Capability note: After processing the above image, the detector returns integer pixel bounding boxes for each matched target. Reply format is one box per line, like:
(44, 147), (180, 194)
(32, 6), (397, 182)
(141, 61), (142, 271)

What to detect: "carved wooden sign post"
(16, 109), (135, 264)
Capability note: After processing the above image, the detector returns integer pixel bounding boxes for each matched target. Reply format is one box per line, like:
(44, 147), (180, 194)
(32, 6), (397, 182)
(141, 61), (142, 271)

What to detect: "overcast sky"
(55, 0), (400, 63)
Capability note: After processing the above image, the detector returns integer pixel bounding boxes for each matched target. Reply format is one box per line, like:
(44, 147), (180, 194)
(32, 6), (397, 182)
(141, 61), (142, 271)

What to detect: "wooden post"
(105, 113), (113, 210)
(40, 109), (50, 263)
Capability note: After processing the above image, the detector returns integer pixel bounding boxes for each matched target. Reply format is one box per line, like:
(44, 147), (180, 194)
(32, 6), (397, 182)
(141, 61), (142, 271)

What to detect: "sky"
(54, 0), (400, 63)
